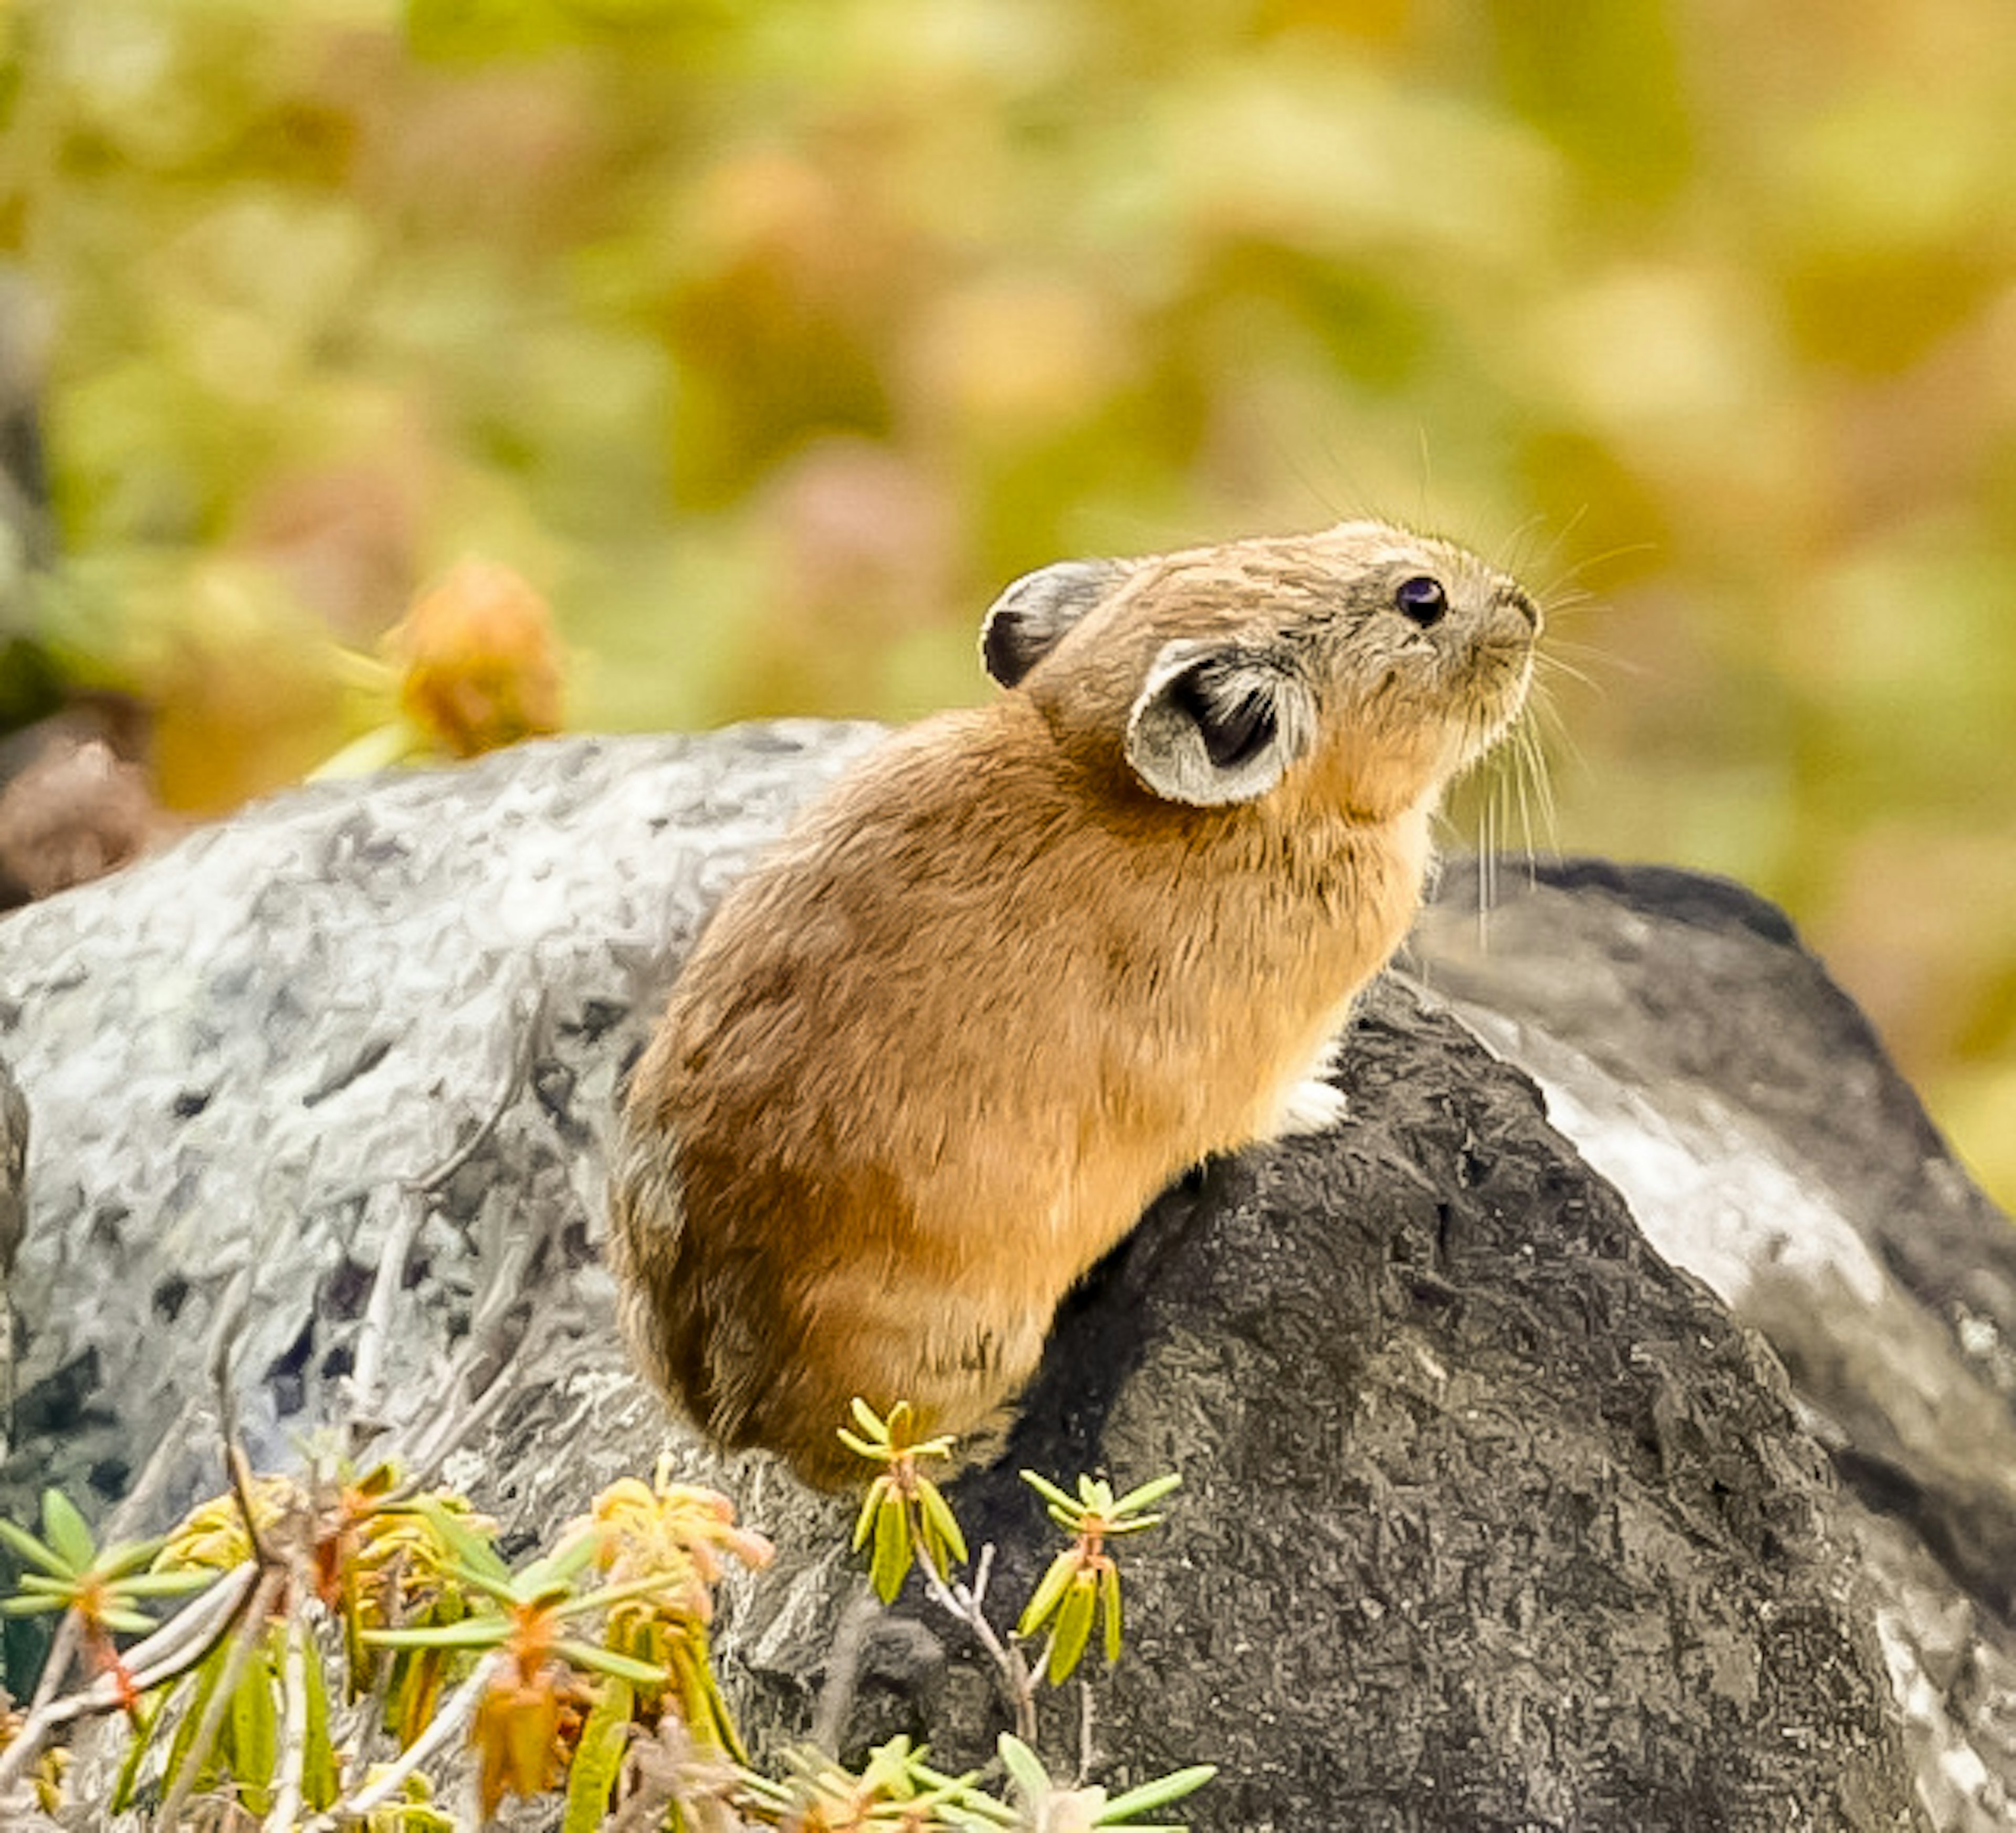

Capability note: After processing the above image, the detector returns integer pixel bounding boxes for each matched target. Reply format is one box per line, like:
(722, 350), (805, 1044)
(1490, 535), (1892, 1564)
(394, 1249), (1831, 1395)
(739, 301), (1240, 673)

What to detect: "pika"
(611, 521), (1539, 1488)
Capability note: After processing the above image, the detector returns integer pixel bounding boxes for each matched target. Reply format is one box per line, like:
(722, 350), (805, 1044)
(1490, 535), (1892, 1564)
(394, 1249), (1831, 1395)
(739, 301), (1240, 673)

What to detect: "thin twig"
(345, 1191), (422, 1434)
(311, 1646), (504, 1826)
(918, 1543), (1039, 1747)
(264, 1614), (313, 1831)
(155, 1565), (288, 1829)
(1073, 1680), (1097, 1788)
(340, 1547), (406, 1793)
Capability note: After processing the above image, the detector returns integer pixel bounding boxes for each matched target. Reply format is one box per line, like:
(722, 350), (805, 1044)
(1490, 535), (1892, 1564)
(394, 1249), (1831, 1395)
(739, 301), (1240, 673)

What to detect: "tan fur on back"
(610, 521), (1538, 1488)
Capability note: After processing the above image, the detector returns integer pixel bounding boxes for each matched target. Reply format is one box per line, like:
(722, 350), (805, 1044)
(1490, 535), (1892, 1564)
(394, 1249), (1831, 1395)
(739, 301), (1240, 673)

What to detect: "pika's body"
(612, 522), (1539, 1487)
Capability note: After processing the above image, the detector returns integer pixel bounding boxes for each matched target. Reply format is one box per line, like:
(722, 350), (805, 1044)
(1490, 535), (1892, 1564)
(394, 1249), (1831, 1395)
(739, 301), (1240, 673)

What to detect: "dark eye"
(1395, 576), (1448, 628)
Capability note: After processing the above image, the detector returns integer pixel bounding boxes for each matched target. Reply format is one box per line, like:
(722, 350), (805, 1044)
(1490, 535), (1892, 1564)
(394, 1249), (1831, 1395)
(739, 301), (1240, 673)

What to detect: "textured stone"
(0, 731), (1950, 1829)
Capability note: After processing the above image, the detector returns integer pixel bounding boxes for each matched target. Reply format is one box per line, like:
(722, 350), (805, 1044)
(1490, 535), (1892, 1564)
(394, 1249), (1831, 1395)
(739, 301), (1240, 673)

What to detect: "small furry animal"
(611, 521), (1540, 1487)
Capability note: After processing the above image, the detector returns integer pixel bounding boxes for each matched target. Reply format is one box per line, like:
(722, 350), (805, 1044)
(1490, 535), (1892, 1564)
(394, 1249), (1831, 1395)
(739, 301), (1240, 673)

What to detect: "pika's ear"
(1126, 640), (1318, 806)
(980, 559), (1128, 687)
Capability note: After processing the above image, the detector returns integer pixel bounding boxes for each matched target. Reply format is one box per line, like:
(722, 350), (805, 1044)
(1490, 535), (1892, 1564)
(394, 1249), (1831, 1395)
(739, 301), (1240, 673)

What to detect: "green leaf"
(868, 1488), (911, 1604)
(553, 1638), (668, 1687)
(364, 1619), (510, 1652)
(1015, 1548), (1079, 1639)
(852, 1475), (887, 1552)
(41, 1489), (97, 1574)
(1018, 1470), (1079, 1514)
(94, 1536), (171, 1581)
(229, 1639), (279, 1814)
(0, 1594), (68, 1616)
(917, 1478), (969, 1575)
(1096, 1764), (1218, 1821)
(113, 1568), (219, 1597)
(836, 1427), (881, 1460)
(996, 1733), (1051, 1804)
(412, 1495), (509, 1584)
(159, 1649), (228, 1807)
(1101, 1560), (1122, 1666)
(1111, 1473), (1182, 1516)
(99, 1606), (160, 1636)
(521, 1531), (601, 1595)
(1046, 1574), (1097, 1685)
(849, 1395), (886, 1439)
(110, 1690), (165, 1811)
(0, 1516), (69, 1577)
(561, 1674), (633, 1833)
(301, 1629), (339, 1811)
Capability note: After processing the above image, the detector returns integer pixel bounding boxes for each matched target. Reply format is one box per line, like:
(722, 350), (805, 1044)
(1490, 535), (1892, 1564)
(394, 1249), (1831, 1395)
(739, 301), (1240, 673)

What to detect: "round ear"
(980, 559), (1128, 687)
(1125, 640), (1318, 807)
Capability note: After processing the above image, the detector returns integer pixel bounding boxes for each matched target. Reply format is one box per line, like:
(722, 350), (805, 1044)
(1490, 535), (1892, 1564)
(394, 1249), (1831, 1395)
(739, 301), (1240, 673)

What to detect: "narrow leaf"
(41, 1489), (97, 1573)
(562, 1674), (633, 1833)
(94, 1536), (171, 1580)
(849, 1395), (885, 1438)
(0, 1518), (68, 1577)
(997, 1733), (1051, 1804)
(917, 1479), (969, 1573)
(113, 1569), (219, 1597)
(1046, 1575), (1097, 1685)
(1096, 1765), (1219, 1820)
(229, 1639), (279, 1814)
(1016, 1548), (1080, 1639)
(301, 1629), (339, 1811)
(1111, 1473), (1182, 1516)
(868, 1489), (911, 1603)
(1101, 1561), (1123, 1666)
(364, 1620), (510, 1652)
(1018, 1470), (1079, 1513)
(553, 1638), (668, 1687)
(852, 1476), (888, 1552)
(159, 1648), (227, 1806)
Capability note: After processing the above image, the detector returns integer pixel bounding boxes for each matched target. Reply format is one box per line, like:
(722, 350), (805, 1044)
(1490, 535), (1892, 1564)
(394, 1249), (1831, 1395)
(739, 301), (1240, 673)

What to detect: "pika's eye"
(1395, 576), (1448, 628)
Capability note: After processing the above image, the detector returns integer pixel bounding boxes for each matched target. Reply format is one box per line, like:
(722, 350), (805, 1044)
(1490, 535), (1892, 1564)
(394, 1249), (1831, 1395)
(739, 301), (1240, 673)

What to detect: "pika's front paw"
(1274, 1077), (1348, 1137)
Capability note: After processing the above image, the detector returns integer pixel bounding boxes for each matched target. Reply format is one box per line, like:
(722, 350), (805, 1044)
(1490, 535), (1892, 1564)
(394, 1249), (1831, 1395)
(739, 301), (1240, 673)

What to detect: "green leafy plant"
(0, 1488), (213, 1713)
(0, 1420), (1210, 1826)
(840, 1397), (970, 1603)
(1015, 1473), (1180, 1687)
(995, 1732), (1215, 1830)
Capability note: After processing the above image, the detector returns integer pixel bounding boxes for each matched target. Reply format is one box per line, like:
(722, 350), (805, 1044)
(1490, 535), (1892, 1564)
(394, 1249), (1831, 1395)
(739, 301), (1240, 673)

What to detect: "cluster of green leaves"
(0, 1456), (773, 1826)
(0, 1420), (1212, 1828)
(844, 1402), (1181, 1692)
(842, 1398), (969, 1603)
(742, 1732), (1213, 1832)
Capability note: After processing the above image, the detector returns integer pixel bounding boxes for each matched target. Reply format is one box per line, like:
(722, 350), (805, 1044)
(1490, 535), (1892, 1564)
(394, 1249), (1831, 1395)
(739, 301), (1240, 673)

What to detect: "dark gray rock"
(900, 974), (1913, 1830)
(1412, 862), (2016, 1832)
(0, 731), (1958, 1828)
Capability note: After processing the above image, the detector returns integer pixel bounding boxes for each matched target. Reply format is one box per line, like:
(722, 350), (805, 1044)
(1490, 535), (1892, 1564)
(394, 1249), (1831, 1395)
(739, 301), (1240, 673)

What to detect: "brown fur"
(610, 521), (1539, 1487)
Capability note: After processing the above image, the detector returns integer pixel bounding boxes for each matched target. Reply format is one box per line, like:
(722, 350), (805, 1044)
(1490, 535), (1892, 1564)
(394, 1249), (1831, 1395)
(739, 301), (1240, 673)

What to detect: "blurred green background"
(2, 0), (2012, 1202)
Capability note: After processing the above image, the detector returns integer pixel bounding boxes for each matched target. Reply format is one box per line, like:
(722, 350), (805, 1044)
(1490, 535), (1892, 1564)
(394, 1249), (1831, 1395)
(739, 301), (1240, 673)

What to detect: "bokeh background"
(1, 0), (2012, 1202)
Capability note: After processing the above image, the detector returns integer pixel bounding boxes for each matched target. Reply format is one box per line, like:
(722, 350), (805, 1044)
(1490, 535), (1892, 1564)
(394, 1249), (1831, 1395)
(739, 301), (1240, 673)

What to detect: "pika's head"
(981, 521), (1539, 823)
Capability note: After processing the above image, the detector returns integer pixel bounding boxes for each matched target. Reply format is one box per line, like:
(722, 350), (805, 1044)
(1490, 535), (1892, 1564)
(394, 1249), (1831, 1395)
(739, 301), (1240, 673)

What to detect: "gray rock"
(0, 730), (1957, 1829)
(1, 1049), (24, 1455)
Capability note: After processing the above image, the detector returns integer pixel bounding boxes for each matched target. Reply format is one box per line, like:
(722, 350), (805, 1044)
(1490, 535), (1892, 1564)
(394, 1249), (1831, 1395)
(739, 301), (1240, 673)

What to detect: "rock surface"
(0, 727), (1988, 1828)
